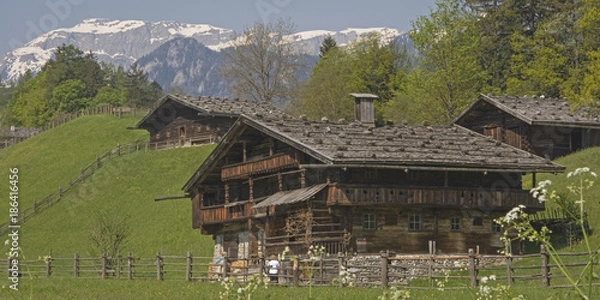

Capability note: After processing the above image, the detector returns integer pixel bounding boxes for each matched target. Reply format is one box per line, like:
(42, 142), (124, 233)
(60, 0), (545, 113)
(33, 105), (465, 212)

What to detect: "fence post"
(377, 251), (386, 287)
(293, 258), (299, 287)
(156, 252), (163, 281)
(222, 253), (229, 278)
(74, 253), (79, 277)
(117, 144), (121, 156)
(46, 256), (52, 277)
(428, 240), (434, 287)
(101, 253), (107, 279)
(468, 248), (477, 287)
(186, 251), (192, 281)
(128, 252), (133, 280)
(117, 253), (122, 279)
(506, 255), (512, 286)
(319, 254), (324, 285)
(337, 252), (345, 287)
(135, 139), (139, 152)
(59, 186), (63, 198)
(96, 155), (101, 168)
(541, 245), (550, 287)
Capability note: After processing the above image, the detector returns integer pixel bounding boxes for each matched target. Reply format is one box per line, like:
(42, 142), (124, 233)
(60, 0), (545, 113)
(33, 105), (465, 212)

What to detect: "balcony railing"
(221, 152), (299, 181)
(199, 201), (254, 224)
(327, 184), (542, 210)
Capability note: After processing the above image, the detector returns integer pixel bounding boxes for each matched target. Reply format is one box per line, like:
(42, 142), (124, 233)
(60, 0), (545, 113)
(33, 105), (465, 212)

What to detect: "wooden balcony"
(221, 152), (299, 181)
(199, 201), (254, 224)
(327, 184), (543, 210)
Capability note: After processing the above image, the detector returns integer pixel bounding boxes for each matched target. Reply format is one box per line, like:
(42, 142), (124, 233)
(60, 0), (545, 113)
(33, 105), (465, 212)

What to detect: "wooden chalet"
(133, 94), (285, 149)
(182, 94), (564, 260)
(454, 95), (600, 159)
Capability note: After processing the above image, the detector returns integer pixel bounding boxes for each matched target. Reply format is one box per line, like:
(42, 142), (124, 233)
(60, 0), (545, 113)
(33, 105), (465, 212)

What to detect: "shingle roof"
(455, 95), (600, 127)
(183, 114), (564, 192)
(252, 183), (328, 209)
(245, 115), (562, 172)
(135, 94), (286, 128)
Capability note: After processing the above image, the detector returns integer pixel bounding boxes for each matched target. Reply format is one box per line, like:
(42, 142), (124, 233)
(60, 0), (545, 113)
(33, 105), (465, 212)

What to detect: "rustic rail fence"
(0, 105), (146, 150)
(8, 245), (600, 289)
(0, 139), (151, 235)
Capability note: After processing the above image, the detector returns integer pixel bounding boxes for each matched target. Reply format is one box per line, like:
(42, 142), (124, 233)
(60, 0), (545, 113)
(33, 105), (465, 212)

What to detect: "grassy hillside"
(0, 114), (216, 258)
(532, 146), (600, 249)
(10, 146), (215, 258)
(0, 115), (149, 212)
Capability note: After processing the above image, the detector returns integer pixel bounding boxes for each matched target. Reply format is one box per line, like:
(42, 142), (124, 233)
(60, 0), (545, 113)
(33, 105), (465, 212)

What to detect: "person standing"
(267, 254), (280, 283)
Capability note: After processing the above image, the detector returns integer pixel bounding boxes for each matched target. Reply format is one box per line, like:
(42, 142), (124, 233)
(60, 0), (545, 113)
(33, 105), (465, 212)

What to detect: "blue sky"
(0, 0), (437, 56)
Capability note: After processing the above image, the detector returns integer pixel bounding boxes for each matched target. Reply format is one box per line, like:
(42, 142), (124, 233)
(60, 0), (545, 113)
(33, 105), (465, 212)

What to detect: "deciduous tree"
(220, 18), (304, 104)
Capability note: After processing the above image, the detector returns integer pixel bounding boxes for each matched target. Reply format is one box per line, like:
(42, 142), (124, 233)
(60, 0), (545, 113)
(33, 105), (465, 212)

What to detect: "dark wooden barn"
(182, 94), (564, 261)
(454, 95), (600, 159)
(134, 94), (285, 149)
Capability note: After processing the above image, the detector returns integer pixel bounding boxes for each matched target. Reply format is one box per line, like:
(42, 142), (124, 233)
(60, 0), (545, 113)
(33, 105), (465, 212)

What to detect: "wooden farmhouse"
(182, 94), (564, 260)
(454, 94), (600, 159)
(134, 94), (285, 149)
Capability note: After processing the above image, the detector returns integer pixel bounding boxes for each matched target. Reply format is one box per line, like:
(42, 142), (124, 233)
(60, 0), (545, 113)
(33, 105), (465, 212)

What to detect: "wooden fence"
(0, 105), (146, 150)
(8, 245), (600, 289)
(0, 140), (149, 236)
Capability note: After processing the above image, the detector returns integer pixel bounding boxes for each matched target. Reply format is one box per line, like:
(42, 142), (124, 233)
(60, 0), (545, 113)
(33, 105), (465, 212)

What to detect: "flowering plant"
(495, 167), (598, 300)
(219, 274), (268, 300)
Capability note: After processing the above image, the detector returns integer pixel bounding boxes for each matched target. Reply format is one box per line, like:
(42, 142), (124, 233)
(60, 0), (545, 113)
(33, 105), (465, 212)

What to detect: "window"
(408, 214), (421, 231)
(363, 213), (377, 231)
(492, 222), (503, 233)
(451, 217), (461, 231)
(472, 217), (483, 226)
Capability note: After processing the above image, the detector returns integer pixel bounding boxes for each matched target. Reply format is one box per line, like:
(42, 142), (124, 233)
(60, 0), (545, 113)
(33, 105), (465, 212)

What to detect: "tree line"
(3, 0), (599, 127)
(0, 44), (162, 127)
(287, 0), (600, 125)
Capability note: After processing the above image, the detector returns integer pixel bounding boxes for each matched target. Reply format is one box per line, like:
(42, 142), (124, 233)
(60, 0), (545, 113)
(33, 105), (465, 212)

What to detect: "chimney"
(350, 93), (378, 126)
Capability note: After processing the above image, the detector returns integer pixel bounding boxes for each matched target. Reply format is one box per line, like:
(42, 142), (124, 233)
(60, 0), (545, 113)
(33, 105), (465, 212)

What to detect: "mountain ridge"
(1, 18), (405, 84)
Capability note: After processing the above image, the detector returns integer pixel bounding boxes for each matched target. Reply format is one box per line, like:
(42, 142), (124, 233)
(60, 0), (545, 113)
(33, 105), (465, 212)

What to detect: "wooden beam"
(154, 194), (189, 202)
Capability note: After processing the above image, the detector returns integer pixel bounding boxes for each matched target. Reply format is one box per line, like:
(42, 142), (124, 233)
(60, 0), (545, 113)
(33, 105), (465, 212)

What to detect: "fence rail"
(7, 245), (600, 289)
(0, 139), (152, 235)
(0, 105), (146, 151)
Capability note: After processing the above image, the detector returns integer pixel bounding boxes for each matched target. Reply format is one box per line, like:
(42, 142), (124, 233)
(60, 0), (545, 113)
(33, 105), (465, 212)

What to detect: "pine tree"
(318, 35), (337, 58)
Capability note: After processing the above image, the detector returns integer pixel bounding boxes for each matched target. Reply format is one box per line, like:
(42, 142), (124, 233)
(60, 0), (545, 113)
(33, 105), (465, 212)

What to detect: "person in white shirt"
(267, 254), (280, 283)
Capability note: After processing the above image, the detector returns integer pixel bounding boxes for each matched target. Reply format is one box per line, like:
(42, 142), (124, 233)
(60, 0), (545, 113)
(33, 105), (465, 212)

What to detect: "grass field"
(0, 114), (216, 259)
(0, 277), (593, 299)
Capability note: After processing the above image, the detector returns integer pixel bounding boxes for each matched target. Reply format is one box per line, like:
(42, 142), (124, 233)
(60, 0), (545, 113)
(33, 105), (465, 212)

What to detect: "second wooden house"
(182, 94), (564, 260)
(454, 94), (600, 159)
(134, 94), (285, 149)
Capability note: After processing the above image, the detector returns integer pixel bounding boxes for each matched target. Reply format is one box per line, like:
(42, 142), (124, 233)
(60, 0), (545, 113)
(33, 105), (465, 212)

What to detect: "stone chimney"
(350, 93), (378, 126)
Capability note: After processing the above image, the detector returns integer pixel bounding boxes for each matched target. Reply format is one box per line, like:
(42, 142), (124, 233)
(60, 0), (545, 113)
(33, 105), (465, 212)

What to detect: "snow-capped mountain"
(0, 18), (405, 85)
(0, 18), (235, 83)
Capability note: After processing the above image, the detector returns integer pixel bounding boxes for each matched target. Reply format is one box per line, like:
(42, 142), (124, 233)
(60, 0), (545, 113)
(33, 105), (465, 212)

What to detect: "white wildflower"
(530, 180), (552, 202)
(505, 205), (525, 222)
(568, 167), (593, 178)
